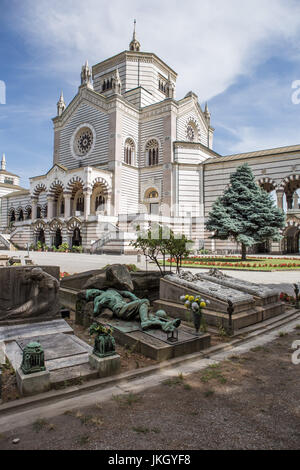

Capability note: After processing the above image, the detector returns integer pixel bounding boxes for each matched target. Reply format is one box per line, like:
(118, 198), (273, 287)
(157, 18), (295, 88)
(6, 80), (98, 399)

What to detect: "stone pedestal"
(89, 353), (120, 378)
(16, 368), (51, 397)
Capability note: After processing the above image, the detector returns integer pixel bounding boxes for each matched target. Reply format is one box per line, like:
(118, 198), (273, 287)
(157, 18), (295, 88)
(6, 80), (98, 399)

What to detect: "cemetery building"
(1, 26), (300, 254)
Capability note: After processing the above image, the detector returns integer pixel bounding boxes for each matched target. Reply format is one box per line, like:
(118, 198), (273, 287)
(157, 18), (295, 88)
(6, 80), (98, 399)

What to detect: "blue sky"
(1, 0), (300, 188)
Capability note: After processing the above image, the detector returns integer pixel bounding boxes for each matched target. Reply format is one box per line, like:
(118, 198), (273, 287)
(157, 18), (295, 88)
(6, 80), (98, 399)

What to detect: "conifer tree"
(205, 163), (285, 260)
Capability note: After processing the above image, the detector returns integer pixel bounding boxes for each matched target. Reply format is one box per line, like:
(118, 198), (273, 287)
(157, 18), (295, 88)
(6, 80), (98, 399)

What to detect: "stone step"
(49, 363), (98, 386)
(153, 299), (285, 331)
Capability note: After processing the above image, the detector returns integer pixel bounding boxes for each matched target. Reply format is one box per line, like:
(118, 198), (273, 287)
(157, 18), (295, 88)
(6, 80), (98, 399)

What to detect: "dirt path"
(0, 328), (299, 450)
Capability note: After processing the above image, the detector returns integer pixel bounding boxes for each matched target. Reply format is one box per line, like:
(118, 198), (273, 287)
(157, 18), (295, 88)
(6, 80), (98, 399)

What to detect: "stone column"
(106, 194), (111, 216)
(64, 193), (72, 218)
(162, 104), (177, 216)
(84, 190), (92, 220)
(276, 190), (284, 210)
(31, 198), (38, 220)
(293, 192), (299, 209)
(47, 197), (55, 220)
(108, 104), (123, 217)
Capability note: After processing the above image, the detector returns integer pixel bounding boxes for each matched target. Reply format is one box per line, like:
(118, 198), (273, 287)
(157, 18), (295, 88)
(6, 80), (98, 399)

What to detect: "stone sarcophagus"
(154, 270), (285, 331)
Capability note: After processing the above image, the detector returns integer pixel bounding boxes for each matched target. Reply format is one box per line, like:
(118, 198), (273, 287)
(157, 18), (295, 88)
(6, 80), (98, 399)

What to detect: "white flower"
(185, 300), (191, 307)
(180, 295), (186, 302)
(192, 302), (199, 312)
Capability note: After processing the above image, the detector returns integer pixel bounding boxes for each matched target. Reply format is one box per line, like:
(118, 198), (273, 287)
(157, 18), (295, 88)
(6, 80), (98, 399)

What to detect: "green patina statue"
(89, 323), (116, 358)
(85, 288), (181, 332)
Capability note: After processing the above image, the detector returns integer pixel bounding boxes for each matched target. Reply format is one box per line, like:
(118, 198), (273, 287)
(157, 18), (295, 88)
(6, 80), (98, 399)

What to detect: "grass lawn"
(163, 256), (300, 271)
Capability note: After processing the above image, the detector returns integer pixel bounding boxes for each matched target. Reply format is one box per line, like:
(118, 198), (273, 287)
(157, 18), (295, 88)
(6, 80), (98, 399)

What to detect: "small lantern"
(167, 329), (179, 343)
(21, 341), (46, 375)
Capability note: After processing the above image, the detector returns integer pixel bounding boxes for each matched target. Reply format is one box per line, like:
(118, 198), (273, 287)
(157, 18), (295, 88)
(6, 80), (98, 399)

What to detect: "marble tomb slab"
(16, 333), (87, 361)
(98, 317), (211, 361)
(163, 275), (254, 313)
(0, 319), (73, 342)
(180, 271), (278, 305)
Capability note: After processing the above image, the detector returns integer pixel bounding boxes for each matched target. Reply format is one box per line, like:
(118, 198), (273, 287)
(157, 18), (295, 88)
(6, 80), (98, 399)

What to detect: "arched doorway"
(72, 227), (82, 247)
(54, 228), (62, 248)
(144, 188), (160, 215)
(37, 229), (45, 245)
(283, 226), (300, 254)
(255, 240), (271, 254)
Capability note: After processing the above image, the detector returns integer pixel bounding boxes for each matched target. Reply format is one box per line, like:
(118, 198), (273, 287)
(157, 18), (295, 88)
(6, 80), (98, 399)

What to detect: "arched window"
(95, 195), (106, 212)
(148, 190), (159, 199)
(26, 206), (32, 220)
(76, 195), (84, 212)
(146, 139), (159, 166)
(18, 209), (24, 222)
(124, 138), (135, 165)
(9, 209), (15, 223)
(37, 206), (42, 219)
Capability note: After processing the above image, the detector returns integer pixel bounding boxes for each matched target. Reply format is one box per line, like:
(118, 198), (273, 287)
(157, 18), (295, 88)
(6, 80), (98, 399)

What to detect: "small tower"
(81, 60), (93, 89)
(204, 102), (211, 125)
(57, 91), (66, 117)
(129, 19), (141, 52)
(1, 153), (6, 171)
(112, 68), (122, 95)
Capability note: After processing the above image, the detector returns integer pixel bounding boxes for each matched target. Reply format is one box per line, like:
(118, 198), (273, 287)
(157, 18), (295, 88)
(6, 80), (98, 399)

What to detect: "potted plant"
(180, 294), (209, 335)
(36, 241), (43, 252)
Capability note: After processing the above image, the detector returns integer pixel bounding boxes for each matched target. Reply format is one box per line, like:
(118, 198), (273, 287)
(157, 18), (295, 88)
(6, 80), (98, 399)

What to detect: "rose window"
(74, 127), (93, 156)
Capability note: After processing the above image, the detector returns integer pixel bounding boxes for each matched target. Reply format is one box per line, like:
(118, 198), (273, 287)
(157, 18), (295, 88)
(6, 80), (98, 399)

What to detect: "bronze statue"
(84, 288), (181, 332)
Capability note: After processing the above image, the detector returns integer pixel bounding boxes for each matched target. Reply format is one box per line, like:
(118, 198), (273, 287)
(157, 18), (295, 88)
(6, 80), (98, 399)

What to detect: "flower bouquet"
(180, 294), (209, 335)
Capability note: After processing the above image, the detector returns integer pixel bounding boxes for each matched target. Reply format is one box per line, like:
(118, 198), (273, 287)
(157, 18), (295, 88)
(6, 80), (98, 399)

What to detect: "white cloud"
(17, 0), (300, 100)
(212, 74), (300, 154)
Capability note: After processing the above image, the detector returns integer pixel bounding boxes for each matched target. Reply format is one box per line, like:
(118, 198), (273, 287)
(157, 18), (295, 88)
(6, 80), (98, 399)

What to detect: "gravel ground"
(1, 329), (299, 450)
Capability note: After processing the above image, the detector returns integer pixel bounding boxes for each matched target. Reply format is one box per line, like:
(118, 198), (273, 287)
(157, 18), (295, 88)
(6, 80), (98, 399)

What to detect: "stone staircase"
(0, 233), (16, 251)
(90, 230), (137, 254)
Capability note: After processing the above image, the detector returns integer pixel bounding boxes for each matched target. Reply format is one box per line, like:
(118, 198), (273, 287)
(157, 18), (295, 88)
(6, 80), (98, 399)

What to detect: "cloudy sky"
(1, 0), (300, 187)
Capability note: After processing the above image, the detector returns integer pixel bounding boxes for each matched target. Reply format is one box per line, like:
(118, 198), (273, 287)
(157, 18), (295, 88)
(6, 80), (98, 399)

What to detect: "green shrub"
(58, 242), (69, 252)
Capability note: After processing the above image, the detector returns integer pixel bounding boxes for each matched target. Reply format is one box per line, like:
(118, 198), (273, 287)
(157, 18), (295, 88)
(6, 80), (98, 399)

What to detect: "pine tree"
(205, 163), (285, 260)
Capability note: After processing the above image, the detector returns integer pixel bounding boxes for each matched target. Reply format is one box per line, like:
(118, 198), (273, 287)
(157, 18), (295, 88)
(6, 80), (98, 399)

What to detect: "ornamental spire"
(81, 60), (93, 89)
(1, 153), (6, 170)
(129, 19), (141, 52)
(57, 90), (66, 116)
(204, 102), (211, 125)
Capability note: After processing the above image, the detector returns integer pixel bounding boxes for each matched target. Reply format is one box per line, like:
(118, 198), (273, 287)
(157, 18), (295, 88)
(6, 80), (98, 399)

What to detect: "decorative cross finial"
(129, 19), (140, 52)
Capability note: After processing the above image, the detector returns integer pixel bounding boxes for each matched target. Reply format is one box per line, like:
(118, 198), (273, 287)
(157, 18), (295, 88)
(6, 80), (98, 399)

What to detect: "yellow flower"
(200, 301), (206, 308)
(195, 298), (199, 302)
(185, 295), (189, 300)
(188, 296), (194, 302)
